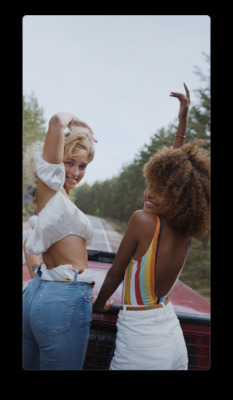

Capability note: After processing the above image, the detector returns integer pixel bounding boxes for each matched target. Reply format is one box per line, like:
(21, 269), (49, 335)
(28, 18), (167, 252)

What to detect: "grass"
(105, 217), (210, 302)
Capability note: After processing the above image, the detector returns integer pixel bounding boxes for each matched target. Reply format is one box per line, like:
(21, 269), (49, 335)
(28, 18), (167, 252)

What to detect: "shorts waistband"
(119, 297), (170, 311)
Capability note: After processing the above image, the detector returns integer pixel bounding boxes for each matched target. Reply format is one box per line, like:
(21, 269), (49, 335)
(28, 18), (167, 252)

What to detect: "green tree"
(74, 55), (210, 223)
(23, 92), (46, 150)
(23, 93), (47, 219)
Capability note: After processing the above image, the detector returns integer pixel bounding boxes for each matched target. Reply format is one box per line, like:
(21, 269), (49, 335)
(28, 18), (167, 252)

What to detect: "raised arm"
(43, 112), (98, 165)
(170, 83), (191, 149)
(43, 112), (76, 164)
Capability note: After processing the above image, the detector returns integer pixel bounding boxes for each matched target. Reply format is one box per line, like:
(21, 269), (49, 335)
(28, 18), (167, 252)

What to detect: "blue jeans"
(23, 273), (93, 370)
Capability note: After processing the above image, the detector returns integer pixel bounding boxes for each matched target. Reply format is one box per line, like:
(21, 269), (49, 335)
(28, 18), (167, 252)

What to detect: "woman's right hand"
(68, 118), (98, 142)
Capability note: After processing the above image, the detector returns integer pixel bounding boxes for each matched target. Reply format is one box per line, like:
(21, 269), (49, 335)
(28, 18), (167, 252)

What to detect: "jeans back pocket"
(37, 291), (79, 336)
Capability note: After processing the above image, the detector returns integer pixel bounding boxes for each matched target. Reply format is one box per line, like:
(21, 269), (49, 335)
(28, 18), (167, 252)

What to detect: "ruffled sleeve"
(34, 152), (65, 191)
(28, 215), (38, 228)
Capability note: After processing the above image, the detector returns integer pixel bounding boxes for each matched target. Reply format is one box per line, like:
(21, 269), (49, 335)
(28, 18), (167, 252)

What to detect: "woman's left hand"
(170, 83), (191, 120)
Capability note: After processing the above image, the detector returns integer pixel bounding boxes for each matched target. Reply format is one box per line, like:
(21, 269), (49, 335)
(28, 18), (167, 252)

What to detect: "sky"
(23, 15), (210, 185)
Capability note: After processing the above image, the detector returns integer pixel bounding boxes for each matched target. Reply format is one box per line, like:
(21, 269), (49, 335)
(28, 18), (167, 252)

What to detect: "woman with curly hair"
(93, 84), (210, 370)
(23, 113), (97, 370)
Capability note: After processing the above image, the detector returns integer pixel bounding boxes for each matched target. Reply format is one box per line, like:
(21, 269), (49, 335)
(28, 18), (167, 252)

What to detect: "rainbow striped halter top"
(122, 215), (164, 306)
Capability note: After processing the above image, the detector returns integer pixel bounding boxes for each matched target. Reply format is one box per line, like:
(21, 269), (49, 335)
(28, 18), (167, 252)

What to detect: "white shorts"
(110, 301), (188, 370)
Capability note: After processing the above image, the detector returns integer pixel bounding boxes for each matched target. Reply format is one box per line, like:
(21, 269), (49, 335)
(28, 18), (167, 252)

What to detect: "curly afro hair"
(143, 140), (210, 238)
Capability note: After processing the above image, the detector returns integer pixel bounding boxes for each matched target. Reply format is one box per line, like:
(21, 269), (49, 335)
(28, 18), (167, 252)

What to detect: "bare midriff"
(42, 235), (88, 270)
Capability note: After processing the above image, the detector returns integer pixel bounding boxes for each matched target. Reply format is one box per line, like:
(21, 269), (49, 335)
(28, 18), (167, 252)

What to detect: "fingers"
(92, 136), (98, 143)
(169, 92), (183, 98)
(183, 82), (190, 104)
(68, 119), (98, 143)
(169, 83), (190, 104)
(104, 299), (114, 311)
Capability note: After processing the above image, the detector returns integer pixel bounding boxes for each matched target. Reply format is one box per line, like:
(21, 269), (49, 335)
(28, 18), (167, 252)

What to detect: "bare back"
(130, 211), (191, 300)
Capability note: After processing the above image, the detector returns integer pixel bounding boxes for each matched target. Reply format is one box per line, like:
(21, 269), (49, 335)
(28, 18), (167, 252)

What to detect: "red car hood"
(23, 260), (210, 316)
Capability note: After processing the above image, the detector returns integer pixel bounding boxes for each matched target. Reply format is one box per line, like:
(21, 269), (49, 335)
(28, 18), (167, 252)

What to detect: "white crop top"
(26, 152), (93, 255)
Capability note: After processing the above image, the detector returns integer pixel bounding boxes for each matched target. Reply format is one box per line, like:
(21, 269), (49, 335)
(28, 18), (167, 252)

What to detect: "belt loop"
(74, 269), (79, 282)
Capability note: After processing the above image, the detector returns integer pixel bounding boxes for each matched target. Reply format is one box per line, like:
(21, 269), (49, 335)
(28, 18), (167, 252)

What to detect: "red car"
(23, 248), (210, 370)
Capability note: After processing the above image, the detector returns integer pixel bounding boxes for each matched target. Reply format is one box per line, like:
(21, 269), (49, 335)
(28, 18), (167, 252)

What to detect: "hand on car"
(92, 297), (114, 312)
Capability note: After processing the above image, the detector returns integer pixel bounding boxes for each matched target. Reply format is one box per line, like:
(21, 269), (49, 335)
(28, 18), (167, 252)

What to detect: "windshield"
(86, 215), (121, 263)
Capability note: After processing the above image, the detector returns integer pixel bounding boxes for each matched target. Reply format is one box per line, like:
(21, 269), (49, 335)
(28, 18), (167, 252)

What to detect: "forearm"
(23, 239), (40, 278)
(43, 112), (76, 164)
(27, 263), (39, 279)
(93, 269), (123, 311)
(171, 83), (190, 149)
(173, 117), (187, 148)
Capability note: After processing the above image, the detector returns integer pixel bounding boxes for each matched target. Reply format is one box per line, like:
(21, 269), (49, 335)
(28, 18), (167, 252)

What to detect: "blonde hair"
(23, 125), (95, 188)
(63, 125), (95, 163)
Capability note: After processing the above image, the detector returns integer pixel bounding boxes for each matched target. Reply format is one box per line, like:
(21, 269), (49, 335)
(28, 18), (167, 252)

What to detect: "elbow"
(49, 113), (65, 129)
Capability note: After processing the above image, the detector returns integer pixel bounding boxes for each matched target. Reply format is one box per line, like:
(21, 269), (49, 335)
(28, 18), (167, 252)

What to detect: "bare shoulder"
(129, 210), (146, 225)
(130, 210), (156, 223)
(129, 210), (157, 235)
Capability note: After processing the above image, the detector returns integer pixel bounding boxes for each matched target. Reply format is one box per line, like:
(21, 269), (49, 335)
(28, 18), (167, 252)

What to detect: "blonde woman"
(23, 113), (97, 370)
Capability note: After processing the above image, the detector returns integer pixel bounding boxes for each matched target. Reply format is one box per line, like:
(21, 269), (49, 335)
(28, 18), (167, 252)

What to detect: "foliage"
(23, 93), (46, 150)
(73, 127), (175, 221)
(23, 93), (47, 219)
(73, 70), (210, 222)
(180, 236), (210, 300)
(23, 56), (210, 230)
(22, 56), (210, 298)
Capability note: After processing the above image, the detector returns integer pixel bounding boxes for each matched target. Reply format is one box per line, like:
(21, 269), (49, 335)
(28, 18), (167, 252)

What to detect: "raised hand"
(68, 118), (98, 142)
(170, 83), (190, 120)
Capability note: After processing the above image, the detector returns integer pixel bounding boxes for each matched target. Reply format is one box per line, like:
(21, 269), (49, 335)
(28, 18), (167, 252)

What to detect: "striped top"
(122, 215), (164, 305)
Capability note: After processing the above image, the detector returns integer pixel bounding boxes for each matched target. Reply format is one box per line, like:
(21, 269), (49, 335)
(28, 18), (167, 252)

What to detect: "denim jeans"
(23, 273), (93, 370)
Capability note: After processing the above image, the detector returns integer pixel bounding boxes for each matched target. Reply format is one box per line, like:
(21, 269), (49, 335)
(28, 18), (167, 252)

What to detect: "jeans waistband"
(35, 263), (95, 286)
